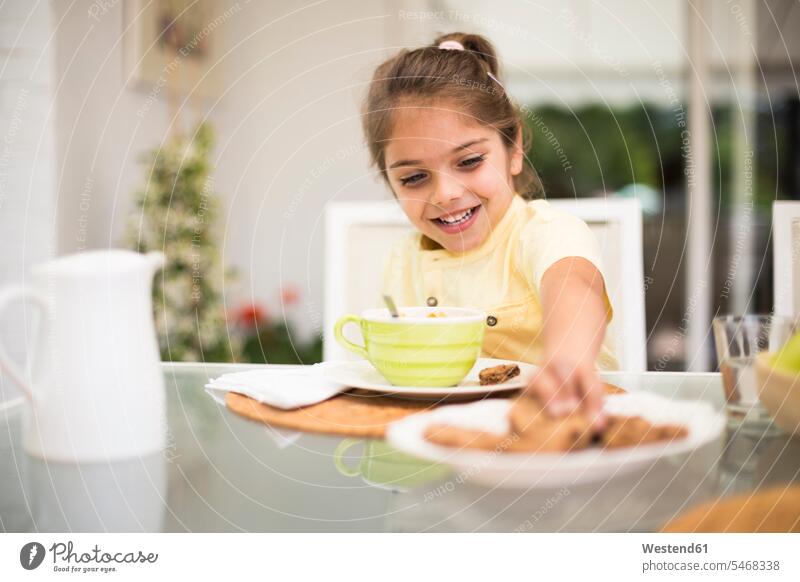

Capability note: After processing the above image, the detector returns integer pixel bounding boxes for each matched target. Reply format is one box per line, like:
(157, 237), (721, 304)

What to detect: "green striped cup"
(333, 306), (486, 387)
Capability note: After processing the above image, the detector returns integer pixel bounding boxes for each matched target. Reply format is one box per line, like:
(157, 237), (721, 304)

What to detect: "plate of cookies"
(385, 391), (726, 487)
(322, 358), (535, 400)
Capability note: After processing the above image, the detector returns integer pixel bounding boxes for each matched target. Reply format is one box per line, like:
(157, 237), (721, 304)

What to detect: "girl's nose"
(430, 173), (464, 210)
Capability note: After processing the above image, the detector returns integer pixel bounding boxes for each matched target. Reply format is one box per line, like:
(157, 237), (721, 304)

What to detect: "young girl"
(363, 32), (617, 427)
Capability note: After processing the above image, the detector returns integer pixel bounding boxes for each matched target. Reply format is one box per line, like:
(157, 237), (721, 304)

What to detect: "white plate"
(385, 392), (726, 488)
(323, 358), (536, 400)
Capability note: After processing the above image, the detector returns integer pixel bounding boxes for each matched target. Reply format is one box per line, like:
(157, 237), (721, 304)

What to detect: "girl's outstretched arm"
(524, 256), (609, 430)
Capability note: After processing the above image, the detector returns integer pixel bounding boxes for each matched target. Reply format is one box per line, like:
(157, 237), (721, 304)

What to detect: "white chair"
(773, 201), (800, 317)
(323, 197), (646, 371)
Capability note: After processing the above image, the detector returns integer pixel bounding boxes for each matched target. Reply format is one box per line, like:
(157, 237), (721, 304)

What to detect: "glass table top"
(1, 364), (799, 532)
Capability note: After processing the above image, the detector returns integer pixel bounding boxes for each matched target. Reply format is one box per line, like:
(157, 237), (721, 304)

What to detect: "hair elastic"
(437, 40), (465, 51)
(437, 39), (505, 91)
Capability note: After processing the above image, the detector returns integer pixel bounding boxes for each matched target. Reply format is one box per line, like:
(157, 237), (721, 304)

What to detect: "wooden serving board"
(225, 390), (436, 438)
(225, 383), (627, 439)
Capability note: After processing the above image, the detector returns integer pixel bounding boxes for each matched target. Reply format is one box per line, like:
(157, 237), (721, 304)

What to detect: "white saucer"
(323, 357), (536, 401)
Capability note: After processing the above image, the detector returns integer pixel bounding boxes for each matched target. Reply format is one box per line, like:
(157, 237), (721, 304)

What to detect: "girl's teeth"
(439, 208), (473, 224)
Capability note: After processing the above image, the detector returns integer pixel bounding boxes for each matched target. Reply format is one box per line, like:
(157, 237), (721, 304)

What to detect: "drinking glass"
(712, 315), (799, 435)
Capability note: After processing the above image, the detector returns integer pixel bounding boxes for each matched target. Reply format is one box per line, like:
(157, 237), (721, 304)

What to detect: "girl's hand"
(531, 257), (610, 431)
(523, 352), (606, 431)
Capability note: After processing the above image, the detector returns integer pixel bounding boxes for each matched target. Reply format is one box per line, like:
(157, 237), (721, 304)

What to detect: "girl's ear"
(510, 126), (524, 176)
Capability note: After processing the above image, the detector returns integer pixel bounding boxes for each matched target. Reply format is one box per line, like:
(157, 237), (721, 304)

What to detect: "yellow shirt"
(381, 194), (619, 370)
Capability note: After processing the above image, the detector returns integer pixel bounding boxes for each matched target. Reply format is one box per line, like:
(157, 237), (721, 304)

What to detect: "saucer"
(323, 358), (536, 401)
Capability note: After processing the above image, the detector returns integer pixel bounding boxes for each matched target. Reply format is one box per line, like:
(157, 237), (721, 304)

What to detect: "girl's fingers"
(525, 363), (604, 427)
(550, 363), (579, 415)
(525, 368), (556, 399)
(526, 368), (563, 416)
(578, 369), (606, 431)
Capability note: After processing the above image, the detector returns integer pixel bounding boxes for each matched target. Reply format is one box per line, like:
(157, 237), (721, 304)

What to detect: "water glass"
(712, 315), (799, 435)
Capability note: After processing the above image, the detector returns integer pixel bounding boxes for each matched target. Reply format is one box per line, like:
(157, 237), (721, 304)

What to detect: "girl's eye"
(400, 172), (426, 186)
(458, 155), (485, 168)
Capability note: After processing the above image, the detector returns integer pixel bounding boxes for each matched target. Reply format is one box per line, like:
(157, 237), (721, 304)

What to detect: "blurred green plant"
(524, 104), (661, 197)
(126, 123), (321, 365)
(126, 122), (240, 362)
(523, 103), (776, 209)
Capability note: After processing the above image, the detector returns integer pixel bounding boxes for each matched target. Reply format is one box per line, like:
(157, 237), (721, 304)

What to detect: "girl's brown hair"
(362, 32), (542, 198)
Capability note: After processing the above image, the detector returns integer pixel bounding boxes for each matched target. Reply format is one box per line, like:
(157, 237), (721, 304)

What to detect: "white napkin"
(204, 362), (343, 409)
(204, 363), (345, 448)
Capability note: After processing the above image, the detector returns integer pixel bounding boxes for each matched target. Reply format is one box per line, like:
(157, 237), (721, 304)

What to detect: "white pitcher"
(0, 249), (166, 462)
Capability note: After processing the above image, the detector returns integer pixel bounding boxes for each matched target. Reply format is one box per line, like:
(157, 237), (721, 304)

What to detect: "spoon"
(382, 294), (400, 318)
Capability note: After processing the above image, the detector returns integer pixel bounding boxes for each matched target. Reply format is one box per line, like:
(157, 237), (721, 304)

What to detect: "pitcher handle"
(333, 315), (368, 359)
(0, 285), (48, 405)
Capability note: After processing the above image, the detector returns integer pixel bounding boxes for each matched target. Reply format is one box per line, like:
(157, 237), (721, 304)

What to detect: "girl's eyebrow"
(388, 138), (489, 169)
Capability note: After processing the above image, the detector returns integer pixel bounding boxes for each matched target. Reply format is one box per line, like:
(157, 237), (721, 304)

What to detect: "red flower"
(280, 284), (300, 307)
(233, 302), (268, 328)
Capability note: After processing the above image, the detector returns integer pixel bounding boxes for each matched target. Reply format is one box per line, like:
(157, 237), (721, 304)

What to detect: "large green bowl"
(333, 306), (486, 387)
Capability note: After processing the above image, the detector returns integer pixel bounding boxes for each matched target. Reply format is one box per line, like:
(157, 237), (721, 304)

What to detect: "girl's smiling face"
(384, 103), (524, 253)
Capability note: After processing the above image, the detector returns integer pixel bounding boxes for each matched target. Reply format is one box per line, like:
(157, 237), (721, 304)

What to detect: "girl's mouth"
(431, 205), (481, 234)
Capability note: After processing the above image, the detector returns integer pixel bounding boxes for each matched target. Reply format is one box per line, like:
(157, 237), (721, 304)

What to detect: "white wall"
(52, 0), (425, 351)
(212, 0), (411, 343)
(53, 0), (175, 255)
(0, 0), (56, 400)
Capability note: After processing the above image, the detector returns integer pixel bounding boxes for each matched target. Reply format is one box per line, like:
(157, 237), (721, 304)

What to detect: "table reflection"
(24, 452), (167, 532)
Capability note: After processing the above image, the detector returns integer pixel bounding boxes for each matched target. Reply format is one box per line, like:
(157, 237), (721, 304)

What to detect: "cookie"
(424, 423), (583, 453)
(601, 415), (688, 449)
(510, 396), (596, 452)
(479, 364), (521, 385)
(423, 394), (688, 453)
(508, 396), (549, 434)
(424, 424), (510, 451)
(426, 397), (595, 454)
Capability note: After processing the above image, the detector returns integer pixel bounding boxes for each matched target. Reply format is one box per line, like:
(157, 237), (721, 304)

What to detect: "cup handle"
(333, 314), (368, 359)
(0, 284), (48, 405)
(333, 438), (363, 477)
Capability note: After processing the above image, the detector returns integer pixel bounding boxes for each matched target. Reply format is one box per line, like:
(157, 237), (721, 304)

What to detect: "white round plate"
(385, 392), (726, 488)
(322, 358), (536, 400)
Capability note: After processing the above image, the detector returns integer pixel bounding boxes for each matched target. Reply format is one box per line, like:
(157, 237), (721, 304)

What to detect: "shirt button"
(487, 315), (498, 327)
(426, 296), (438, 307)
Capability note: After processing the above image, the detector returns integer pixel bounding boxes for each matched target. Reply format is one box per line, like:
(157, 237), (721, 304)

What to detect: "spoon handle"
(382, 294), (400, 318)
